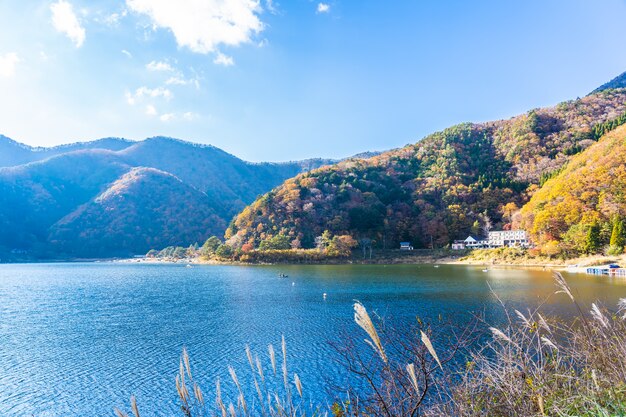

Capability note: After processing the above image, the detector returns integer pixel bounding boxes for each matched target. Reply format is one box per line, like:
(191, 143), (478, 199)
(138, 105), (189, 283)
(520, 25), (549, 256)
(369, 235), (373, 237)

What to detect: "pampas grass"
(115, 272), (626, 417)
(353, 301), (387, 363)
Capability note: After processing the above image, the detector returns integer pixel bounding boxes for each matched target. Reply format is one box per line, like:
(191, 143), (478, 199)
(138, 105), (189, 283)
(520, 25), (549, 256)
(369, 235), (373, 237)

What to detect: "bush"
(259, 234), (292, 251)
(215, 244), (233, 259)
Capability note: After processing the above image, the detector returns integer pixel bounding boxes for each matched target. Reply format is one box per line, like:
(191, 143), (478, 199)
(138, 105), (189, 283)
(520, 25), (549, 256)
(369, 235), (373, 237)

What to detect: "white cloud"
(0, 53), (19, 77)
(145, 104), (157, 116)
(103, 9), (128, 27)
(136, 86), (173, 100)
(126, 86), (173, 106)
(50, 0), (86, 48)
(146, 60), (174, 72)
(121, 49), (133, 58)
(126, 0), (264, 53)
(265, 0), (277, 14)
(183, 111), (199, 121)
(160, 113), (175, 122)
(213, 52), (234, 67)
(317, 3), (330, 13)
(165, 75), (200, 89)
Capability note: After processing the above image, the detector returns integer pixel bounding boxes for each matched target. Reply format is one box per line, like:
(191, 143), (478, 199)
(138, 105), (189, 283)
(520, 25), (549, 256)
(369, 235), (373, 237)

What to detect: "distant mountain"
(47, 167), (225, 257)
(0, 136), (134, 168)
(0, 137), (335, 259)
(518, 123), (626, 253)
(0, 135), (37, 167)
(227, 86), (626, 250)
(591, 71), (626, 94)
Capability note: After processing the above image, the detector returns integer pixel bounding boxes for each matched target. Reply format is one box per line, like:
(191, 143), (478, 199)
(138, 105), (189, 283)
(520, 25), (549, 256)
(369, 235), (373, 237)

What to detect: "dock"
(585, 264), (626, 276)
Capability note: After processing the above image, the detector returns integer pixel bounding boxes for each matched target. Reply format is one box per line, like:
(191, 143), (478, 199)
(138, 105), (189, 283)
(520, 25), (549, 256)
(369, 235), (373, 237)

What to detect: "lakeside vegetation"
(224, 89), (626, 257)
(115, 273), (626, 416)
(519, 124), (626, 259)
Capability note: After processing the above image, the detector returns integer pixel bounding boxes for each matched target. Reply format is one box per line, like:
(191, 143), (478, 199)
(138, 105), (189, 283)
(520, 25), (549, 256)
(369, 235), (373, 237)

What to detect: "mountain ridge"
(226, 85), (626, 251)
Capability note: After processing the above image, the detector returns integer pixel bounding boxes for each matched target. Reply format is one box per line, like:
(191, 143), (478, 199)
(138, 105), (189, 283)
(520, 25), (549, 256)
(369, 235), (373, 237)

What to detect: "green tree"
(200, 236), (222, 257)
(609, 217), (625, 255)
(258, 234), (291, 250)
(315, 230), (333, 251)
(583, 223), (601, 254)
(215, 244), (233, 259)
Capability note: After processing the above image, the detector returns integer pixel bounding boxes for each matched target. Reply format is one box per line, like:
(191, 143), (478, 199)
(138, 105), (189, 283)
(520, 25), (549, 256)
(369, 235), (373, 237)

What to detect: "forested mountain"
(0, 136), (134, 168)
(47, 168), (225, 257)
(518, 124), (626, 256)
(227, 87), (626, 250)
(591, 70), (626, 94)
(0, 137), (339, 258)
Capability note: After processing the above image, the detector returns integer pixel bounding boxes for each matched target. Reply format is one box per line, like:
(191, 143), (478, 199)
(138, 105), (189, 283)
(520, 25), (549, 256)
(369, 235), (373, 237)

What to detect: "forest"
(223, 88), (626, 256)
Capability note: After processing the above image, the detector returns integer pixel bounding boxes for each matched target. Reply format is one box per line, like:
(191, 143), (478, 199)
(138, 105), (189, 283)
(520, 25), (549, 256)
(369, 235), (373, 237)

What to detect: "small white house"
(451, 241), (466, 250)
(463, 236), (486, 248)
(400, 242), (414, 250)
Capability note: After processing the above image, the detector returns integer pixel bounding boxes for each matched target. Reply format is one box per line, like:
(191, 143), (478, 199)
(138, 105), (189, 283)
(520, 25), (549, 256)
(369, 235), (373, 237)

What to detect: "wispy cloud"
(50, 0), (86, 48)
(0, 53), (20, 77)
(159, 113), (175, 122)
(145, 104), (157, 116)
(146, 60), (174, 72)
(103, 9), (128, 27)
(317, 3), (330, 13)
(126, 0), (264, 54)
(126, 86), (173, 105)
(265, 0), (278, 14)
(165, 75), (200, 89)
(121, 49), (133, 58)
(213, 52), (234, 67)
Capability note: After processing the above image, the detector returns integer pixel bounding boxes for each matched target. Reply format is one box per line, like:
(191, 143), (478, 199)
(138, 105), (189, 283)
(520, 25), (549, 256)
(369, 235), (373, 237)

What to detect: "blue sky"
(1, 0), (626, 162)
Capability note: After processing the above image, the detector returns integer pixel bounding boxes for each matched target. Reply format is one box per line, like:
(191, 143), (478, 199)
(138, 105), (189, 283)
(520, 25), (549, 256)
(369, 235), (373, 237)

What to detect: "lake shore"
(9, 249), (624, 272)
(127, 248), (622, 271)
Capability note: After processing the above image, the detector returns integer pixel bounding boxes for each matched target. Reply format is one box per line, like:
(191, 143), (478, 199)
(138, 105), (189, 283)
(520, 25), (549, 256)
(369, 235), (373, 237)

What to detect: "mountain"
(116, 137), (335, 219)
(591, 71), (626, 94)
(0, 137), (336, 259)
(0, 136), (134, 168)
(227, 86), (626, 250)
(518, 124), (626, 254)
(47, 168), (225, 257)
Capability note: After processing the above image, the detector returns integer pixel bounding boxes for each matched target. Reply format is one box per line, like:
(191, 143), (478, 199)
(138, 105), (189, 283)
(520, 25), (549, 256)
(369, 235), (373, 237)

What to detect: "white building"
(463, 236), (488, 249)
(488, 230), (530, 248)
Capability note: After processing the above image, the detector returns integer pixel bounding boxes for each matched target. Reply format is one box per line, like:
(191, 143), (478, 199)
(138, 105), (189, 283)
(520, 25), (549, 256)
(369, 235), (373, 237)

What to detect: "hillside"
(0, 137), (337, 259)
(0, 136), (134, 168)
(518, 124), (626, 255)
(227, 88), (626, 250)
(591, 71), (626, 94)
(0, 151), (130, 250)
(47, 168), (225, 258)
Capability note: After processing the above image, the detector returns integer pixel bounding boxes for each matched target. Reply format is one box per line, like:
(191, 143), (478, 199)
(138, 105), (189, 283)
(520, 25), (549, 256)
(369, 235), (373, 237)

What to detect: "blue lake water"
(1, 263), (625, 416)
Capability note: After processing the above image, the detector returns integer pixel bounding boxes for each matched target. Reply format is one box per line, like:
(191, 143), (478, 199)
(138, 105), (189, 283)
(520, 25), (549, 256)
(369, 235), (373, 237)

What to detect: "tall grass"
(115, 272), (626, 417)
(115, 336), (321, 417)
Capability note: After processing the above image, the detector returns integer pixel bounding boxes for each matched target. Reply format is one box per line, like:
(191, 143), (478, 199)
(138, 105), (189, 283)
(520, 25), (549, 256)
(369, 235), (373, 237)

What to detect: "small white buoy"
(292, 282), (295, 286)
(323, 292), (327, 300)
(482, 269), (488, 272)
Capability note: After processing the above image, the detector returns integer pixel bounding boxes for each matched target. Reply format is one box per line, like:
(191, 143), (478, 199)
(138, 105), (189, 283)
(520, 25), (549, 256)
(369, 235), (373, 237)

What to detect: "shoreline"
(4, 251), (622, 273)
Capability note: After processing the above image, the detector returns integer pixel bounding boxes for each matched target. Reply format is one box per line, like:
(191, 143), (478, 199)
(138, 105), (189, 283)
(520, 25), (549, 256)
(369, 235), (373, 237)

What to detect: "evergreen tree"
(610, 217), (625, 248)
(583, 223), (601, 254)
(608, 217), (625, 255)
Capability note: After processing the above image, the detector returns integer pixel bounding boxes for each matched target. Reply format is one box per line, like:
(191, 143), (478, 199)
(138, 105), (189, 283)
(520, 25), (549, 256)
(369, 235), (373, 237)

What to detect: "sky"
(0, 1), (626, 162)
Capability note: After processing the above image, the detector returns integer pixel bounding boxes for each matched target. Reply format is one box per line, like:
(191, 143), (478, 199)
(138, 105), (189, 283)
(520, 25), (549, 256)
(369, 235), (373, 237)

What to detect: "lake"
(0, 263), (625, 416)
